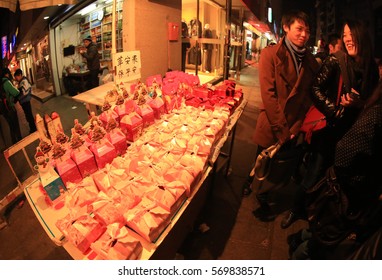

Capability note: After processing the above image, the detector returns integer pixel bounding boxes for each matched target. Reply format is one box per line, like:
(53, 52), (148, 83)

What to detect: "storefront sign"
(16, 50), (27, 60)
(112, 51), (141, 84)
(1, 36), (7, 59)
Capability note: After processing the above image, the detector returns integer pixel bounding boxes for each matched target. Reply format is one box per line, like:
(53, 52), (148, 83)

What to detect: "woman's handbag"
(305, 167), (359, 246)
(251, 140), (303, 195)
(251, 143), (281, 181)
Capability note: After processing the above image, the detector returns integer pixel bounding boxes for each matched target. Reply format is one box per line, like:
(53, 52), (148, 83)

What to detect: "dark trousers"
(204, 48), (212, 72)
(4, 107), (22, 144)
(88, 69), (100, 90)
(291, 151), (325, 214)
(21, 101), (37, 133)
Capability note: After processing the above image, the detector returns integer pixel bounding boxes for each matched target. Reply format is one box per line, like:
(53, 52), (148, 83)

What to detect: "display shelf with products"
(79, 3), (123, 61)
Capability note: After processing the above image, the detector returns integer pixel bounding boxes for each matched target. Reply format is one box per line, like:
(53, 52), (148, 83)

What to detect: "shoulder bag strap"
(334, 51), (351, 93)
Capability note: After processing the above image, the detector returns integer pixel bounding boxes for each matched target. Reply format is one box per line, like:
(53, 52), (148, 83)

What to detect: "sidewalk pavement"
(0, 65), (306, 259)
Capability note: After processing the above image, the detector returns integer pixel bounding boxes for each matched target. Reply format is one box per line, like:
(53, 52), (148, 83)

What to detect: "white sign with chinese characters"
(112, 50), (141, 84)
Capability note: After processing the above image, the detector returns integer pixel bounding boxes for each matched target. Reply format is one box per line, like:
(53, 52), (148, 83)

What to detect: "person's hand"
(340, 88), (363, 108)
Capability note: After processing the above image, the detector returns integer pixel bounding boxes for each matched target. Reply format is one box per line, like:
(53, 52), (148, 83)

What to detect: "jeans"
(21, 101), (36, 133)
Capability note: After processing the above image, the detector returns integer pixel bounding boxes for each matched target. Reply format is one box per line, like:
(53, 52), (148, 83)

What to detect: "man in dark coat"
(246, 10), (319, 221)
(80, 36), (100, 90)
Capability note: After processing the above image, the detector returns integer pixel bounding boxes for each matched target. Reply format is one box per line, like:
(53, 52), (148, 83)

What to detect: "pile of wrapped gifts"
(33, 71), (243, 259)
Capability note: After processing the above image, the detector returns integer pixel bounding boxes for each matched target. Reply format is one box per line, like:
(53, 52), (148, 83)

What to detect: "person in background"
(315, 33), (342, 65)
(80, 36), (100, 90)
(1, 68), (22, 144)
(13, 69), (37, 134)
(243, 10), (319, 222)
(281, 19), (379, 229)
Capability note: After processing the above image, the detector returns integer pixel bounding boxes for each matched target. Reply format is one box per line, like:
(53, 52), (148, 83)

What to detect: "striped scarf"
(284, 37), (306, 76)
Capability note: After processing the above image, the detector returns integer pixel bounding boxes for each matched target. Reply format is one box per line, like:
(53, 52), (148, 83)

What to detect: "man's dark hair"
(281, 10), (310, 29)
(1, 67), (11, 78)
(327, 33), (341, 48)
(14, 69), (23, 76)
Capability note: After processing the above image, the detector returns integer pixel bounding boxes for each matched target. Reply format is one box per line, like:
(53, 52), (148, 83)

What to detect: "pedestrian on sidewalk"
(1, 68), (22, 144)
(243, 10), (319, 222)
(14, 69), (37, 134)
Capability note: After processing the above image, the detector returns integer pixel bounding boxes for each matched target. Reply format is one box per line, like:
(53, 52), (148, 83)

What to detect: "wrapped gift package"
(192, 85), (212, 99)
(92, 170), (114, 194)
(90, 223), (143, 260)
(56, 211), (106, 254)
(65, 177), (99, 208)
(124, 198), (171, 242)
(164, 163), (197, 196)
(88, 192), (126, 226)
(213, 84), (229, 98)
(146, 184), (187, 216)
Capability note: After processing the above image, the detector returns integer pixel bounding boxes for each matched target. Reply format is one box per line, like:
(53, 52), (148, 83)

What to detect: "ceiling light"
(44, 16), (50, 20)
(79, 3), (97, 16)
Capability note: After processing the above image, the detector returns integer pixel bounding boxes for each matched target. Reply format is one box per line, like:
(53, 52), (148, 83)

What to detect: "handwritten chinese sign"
(113, 50), (141, 84)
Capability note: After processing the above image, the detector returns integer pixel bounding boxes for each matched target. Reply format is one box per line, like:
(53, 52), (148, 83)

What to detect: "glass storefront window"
(182, 0), (225, 83)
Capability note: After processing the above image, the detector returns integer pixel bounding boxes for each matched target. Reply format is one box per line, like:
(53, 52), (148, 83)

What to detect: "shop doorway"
(34, 35), (53, 94)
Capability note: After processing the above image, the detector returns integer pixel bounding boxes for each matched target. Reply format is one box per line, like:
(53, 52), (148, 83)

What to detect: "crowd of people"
(245, 9), (382, 259)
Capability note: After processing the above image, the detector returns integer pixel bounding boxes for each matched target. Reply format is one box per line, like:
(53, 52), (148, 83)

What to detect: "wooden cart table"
(72, 82), (116, 115)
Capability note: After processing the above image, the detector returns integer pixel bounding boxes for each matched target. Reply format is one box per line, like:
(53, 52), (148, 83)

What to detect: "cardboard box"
(120, 113), (143, 142)
(90, 139), (117, 169)
(71, 146), (98, 177)
(106, 129), (127, 156)
(55, 157), (83, 186)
